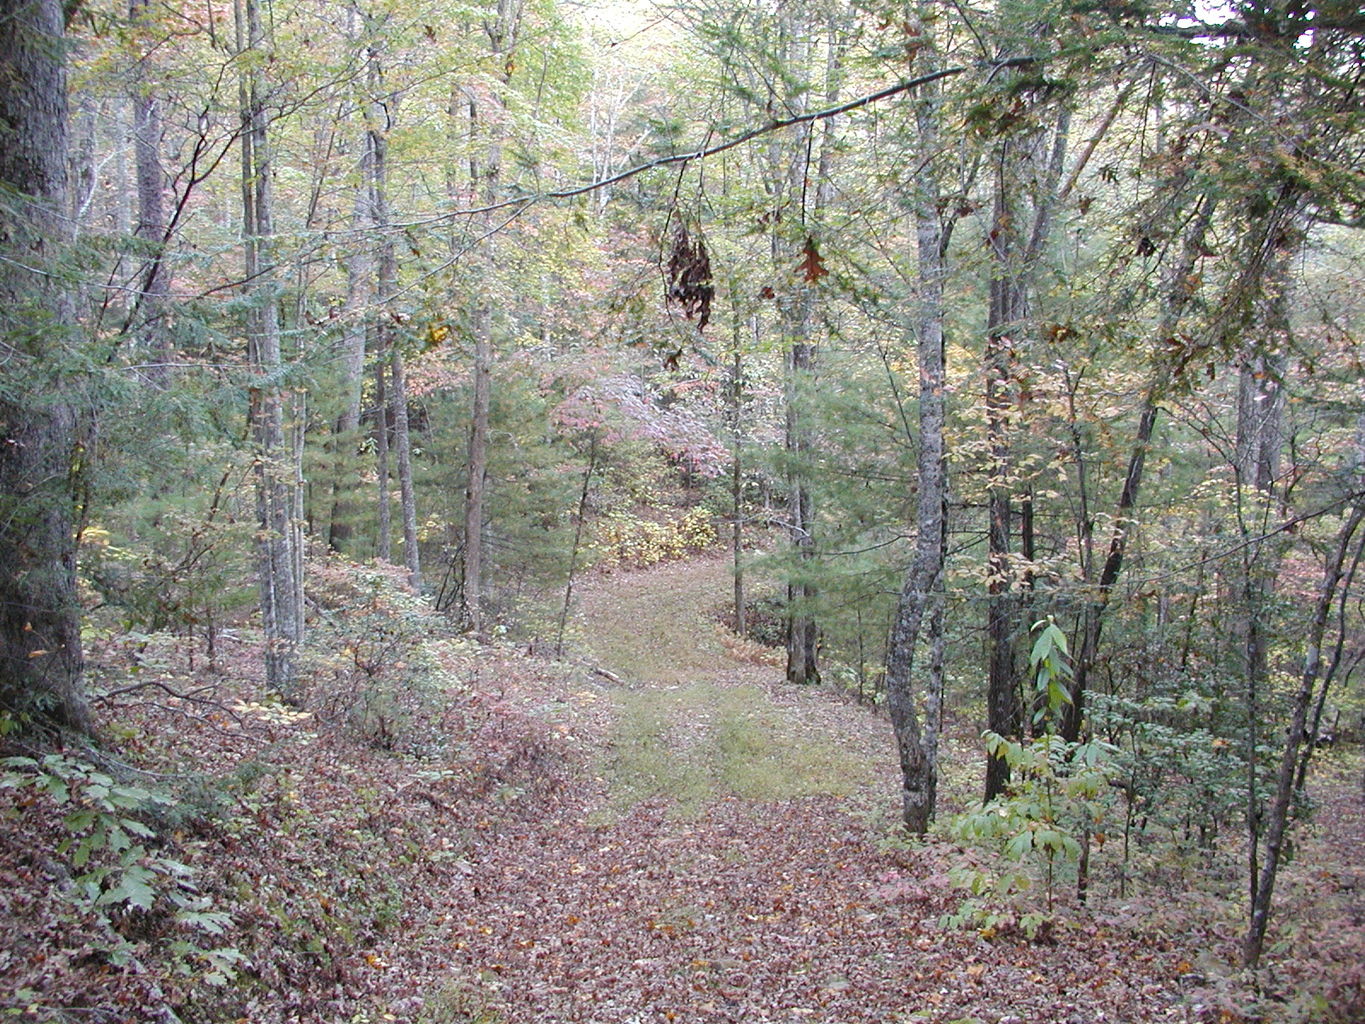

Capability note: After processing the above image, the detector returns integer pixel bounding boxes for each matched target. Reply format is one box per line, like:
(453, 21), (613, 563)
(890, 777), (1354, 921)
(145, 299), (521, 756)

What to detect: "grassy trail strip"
(431, 555), (1193, 1024)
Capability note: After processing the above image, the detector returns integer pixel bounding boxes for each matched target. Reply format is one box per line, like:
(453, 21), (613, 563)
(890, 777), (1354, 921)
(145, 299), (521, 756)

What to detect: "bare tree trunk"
(1061, 193), (1218, 743)
(0, 0), (90, 736)
(784, 328), (819, 685)
(1244, 497), (1365, 968)
(884, 15), (946, 831)
(983, 178), (1023, 793)
(363, 38), (420, 589)
(982, 93), (1070, 797)
(462, 313), (491, 630)
(777, 10), (843, 687)
(1296, 525), (1365, 790)
(373, 347), (392, 562)
(390, 347), (421, 588)
(129, 0), (171, 386)
(237, 0), (301, 699)
(461, 0), (523, 632)
(326, 126), (372, 552)
(730, 331), (746, 635)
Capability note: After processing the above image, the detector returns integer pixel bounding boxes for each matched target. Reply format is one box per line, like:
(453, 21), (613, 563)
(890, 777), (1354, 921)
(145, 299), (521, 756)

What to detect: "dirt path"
(570, 555), (896, 816)
(429, 556), (1195, 1024)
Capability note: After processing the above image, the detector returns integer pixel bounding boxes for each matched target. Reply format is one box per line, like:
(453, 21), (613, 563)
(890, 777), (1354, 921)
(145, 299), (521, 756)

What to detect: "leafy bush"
(943, 619), (1118, 939)
(302, 556), (459, 754)
(944, 732), (1117, 938)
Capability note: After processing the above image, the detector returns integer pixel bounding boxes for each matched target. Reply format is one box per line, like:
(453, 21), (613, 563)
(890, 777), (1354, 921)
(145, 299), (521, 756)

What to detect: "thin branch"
(93, 679), (244, 721)
(379, 56), (1042, 232)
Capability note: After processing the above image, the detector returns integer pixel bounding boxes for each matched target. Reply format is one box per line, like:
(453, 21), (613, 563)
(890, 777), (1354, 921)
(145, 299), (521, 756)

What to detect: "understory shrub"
(302, 556), (460, 754)
(0, 752), (242, 984)
(586, 506), (716, 570)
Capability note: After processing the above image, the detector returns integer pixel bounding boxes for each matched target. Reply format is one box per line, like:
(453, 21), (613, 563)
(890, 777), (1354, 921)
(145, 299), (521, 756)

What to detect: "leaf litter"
(2, 553), (1361, 1023)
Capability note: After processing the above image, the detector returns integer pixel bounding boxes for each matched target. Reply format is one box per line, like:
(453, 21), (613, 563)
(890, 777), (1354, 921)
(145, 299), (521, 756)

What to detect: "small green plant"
(1, 753), (241, 981)
(1028, 616), (1072, 731)
(942, 619), (1116, 939)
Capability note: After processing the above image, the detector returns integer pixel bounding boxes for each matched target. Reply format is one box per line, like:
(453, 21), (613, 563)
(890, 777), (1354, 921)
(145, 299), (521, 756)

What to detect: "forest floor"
(3, 552), (1363, 1023)
(426, 555), (1365, 1024)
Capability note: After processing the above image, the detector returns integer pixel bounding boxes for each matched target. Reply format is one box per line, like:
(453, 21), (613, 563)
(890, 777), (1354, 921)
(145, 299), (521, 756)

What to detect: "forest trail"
(570, 553), (893, 816)
(433, 555), (1188, 1024)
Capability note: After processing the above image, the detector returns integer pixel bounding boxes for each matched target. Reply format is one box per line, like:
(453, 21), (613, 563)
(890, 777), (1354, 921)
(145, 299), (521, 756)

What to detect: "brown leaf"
(798, 238), (828, 282)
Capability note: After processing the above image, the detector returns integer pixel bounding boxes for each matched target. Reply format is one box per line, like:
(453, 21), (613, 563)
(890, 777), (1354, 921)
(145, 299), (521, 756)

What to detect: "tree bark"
(776, 9), (842, 687)
(390, 346), (421, 589)
(326, 124), (373, 552)
(730, 334), (746, 635)
(373, 346), (392, 562)
(129, 0), (171, 386)
(363, 38), (420, 589)
(0, 0), (90, 736)
(461, 0), (522, 633)
(884, 13), (946, 832)
(983, 164), (1023, 792)
(982, 92), (1070, 797)
(1244, 498), (1365, 967)
(1060, 192), (1218, 743)
(237, 0), (301, 699)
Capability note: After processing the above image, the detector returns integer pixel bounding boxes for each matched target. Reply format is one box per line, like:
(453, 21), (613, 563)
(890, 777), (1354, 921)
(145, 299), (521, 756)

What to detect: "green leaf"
(72, 834), (95, 869)
(99, 870), (157, 910)
(64, 808), (97, 832)
(120, 817), (155, 838)
(1003, 830), (1034, 860)
(175, 909), (233, 936)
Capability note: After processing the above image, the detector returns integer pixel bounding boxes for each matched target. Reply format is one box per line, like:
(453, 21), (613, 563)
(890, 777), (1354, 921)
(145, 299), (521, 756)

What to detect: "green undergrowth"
(601, 682), (865, 818)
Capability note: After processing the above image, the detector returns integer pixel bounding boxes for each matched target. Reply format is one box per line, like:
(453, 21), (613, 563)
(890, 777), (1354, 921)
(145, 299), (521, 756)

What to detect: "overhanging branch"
(432, 55), (1041, 224)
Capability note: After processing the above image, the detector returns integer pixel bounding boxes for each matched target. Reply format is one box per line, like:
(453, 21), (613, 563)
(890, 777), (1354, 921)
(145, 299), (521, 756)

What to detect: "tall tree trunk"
(129, 0), (171, 386)
(326, 126), (373, 552)
(982, 91), (1070, 798)
(373, 345), (392, 562)
(390, 347), (421, 588)
(783, 325), (819, 685)
(777, 10), (842, 687)
(982, 147), (1024, 795)
(884, 13), (947, 832)
(1296, 523), (1365, 791)
(364, 36), (420, 589)
(237, 0), (301, 699)
(1244, 497), (1365, 967)
(461, 0), (522, 632)
(462, 309), (491, 630)
(1229, 200), (1301, 937)
(1060, 192), (1218, 743)
(730, 327), (746, 636)
(0, 0), (90, 735)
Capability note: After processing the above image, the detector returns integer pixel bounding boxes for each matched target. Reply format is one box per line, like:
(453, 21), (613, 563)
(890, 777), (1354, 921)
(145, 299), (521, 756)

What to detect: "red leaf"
(798, 238), (828, 282)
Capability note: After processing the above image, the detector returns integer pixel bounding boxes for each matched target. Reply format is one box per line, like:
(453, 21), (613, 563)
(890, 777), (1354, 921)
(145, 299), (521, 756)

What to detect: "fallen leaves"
(6, 555), (1361, 1023)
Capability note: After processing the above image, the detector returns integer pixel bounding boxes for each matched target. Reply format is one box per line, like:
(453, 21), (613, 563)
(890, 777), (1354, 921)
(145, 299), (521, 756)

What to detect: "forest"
(1, 0), (1363, 1020)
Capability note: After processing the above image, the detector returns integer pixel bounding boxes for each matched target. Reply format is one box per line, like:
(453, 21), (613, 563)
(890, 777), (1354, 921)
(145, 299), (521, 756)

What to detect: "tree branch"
(424, 56), (1041, 225)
